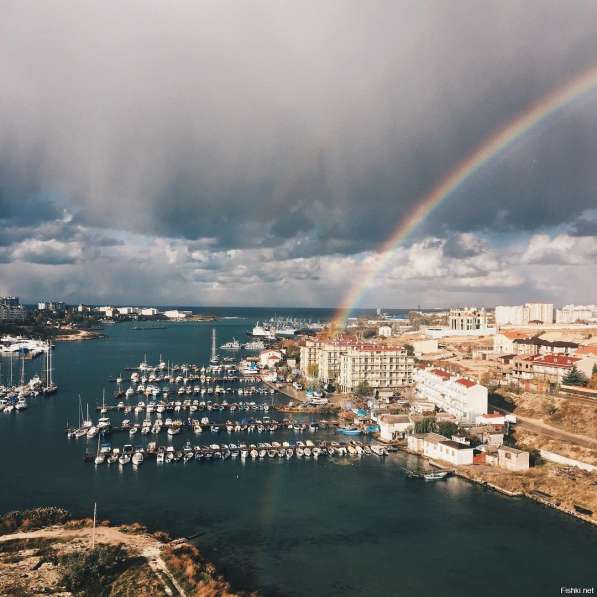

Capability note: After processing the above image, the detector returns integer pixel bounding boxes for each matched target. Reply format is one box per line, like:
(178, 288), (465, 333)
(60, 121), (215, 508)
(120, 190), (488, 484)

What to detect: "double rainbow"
(332, 66), (597, 328)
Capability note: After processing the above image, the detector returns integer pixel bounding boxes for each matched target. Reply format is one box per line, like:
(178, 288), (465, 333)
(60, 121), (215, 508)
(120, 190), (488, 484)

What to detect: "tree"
(437, 421), (459, 438)
(414, 417), (436, 434)
(355, 381), (372, 396)
(562, 366), (588, 387)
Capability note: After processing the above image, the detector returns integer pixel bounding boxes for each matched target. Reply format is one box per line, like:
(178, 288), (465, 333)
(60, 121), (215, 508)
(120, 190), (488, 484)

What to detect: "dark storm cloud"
(0, 0), (596, 260)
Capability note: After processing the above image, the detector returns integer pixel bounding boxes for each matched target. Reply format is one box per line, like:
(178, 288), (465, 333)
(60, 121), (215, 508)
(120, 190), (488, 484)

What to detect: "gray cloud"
(2, 2), (597, 247)
(1, 1), (597, 305)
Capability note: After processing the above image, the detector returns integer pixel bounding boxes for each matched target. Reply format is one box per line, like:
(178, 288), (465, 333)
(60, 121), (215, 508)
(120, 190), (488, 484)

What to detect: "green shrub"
(60, 544), (130, 595)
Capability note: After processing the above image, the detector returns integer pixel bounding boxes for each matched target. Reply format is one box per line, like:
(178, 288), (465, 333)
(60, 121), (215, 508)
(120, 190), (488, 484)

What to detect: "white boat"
(132, 452), (144, 466)
(220, 338), (241, 350)
(424, 471), (449, 480)
(15, 398), (28, 411)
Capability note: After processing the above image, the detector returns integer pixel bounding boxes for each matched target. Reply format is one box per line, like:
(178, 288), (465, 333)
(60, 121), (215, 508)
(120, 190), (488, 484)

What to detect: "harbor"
(0, 315), (594, 597)
(0, 342), (58, 413)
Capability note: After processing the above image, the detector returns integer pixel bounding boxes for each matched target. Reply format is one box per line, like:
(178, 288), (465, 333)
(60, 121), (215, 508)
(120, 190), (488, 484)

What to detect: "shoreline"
(0, 507), (247, 596)
(395, 444), (597, 528)
(54, 329), (104, 342)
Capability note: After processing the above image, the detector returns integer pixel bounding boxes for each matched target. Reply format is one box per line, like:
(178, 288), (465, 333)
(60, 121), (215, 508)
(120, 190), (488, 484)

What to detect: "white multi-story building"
(299, 339), (321, 376)
(413, 367), (488, 423)
(118, 307), (138, 316)
(163, 310), (192, 320)
(378, 325), (393, 338)
(140, 308), (160, 316)
(495, 303), (554, 326)
(555, 305), (596, 324)
(526, 303), (554, 324)
(448, 307), (488, 331)
(318, 341), (352, 383)
(338, 346), (414, 392)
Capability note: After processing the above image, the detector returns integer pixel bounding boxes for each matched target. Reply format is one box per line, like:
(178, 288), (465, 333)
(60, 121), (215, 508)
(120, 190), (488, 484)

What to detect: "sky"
(1, 1), (597, 308)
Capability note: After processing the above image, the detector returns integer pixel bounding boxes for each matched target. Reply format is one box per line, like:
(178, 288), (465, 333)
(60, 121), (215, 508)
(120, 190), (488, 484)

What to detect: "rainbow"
(331, 66), (597, 329)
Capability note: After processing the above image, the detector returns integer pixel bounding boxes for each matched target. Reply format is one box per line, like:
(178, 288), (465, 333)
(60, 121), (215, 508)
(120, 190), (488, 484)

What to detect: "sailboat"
(209, 328), (220, 365)
(94, 436), (105, 465)
(44, 342), (58, 394)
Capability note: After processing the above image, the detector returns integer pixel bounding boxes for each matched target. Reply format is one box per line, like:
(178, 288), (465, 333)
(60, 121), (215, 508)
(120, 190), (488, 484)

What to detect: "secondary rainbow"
(332, 65), (597, 329)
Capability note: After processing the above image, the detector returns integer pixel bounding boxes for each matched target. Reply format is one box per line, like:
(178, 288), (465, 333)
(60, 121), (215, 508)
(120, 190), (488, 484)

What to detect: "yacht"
(220, 338), (241, 350)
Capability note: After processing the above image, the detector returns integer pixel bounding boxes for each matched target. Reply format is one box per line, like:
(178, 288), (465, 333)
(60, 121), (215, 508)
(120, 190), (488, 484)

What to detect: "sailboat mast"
(211, 328), (216, 361)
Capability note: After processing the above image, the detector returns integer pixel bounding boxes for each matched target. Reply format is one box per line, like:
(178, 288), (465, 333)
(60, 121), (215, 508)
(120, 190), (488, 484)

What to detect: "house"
(378, 325), (393, 338)
(407, 433), (474, 466)
(378, 414), (413, 441)
(469, 425), (504, 447)
(407, 432), (445, 454)
(259, 349), (283, 368)
(494, 331), (529, 354)
(476, 413), (506, 426)
(511, 354), (597, 385)
(497, 446), (530, 471)
(434, 440), (474, 466)
(512, 337), (578, 356)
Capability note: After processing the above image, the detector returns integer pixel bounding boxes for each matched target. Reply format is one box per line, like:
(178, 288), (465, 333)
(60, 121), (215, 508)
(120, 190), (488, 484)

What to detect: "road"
(490, 402), (597, 450)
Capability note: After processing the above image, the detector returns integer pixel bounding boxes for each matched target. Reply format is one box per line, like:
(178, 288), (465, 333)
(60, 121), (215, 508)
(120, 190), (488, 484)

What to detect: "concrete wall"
(539, 450), (597, 472)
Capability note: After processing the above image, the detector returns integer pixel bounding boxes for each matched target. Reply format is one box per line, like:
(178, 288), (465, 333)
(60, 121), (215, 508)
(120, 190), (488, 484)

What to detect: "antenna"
(91, 502), (97, 549)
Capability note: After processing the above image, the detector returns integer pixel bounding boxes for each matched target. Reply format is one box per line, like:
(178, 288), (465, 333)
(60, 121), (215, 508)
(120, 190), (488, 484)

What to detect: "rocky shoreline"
(0, 507), (252, 596)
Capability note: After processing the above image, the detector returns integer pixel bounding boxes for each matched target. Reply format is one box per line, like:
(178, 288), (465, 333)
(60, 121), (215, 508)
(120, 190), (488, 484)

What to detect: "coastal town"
(2, 295), (597, 527)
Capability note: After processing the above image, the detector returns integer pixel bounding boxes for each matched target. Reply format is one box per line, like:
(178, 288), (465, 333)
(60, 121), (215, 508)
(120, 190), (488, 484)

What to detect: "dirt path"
(0, 525), (186, 596)
(492, 405), (597, 450)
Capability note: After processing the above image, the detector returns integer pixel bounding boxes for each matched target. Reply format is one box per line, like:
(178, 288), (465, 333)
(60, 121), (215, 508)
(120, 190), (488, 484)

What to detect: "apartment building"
(512, 337), (578, 356)
(448, 307), (488, 331)
(0, 296), (26, 322)
(299, 339), (321, 376)
(413, 367), (488, 423)
(338, 346), (414, 392)
(510, 354), (596, 385)
(555, 305), (596, 324)
(495, 303), (554, 326)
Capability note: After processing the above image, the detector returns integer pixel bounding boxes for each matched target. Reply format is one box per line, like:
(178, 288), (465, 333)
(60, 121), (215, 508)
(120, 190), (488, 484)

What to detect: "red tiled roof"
(431, 369), (451, 380)
(456, 378), (476, 388)
(523, 354), (579, 367)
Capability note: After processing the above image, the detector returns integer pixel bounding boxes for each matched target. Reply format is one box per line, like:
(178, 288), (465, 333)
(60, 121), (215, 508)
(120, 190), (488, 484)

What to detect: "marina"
(85, 439), (388, 465)
(0, 313), (595, 597)
(0, 342), (58, 413)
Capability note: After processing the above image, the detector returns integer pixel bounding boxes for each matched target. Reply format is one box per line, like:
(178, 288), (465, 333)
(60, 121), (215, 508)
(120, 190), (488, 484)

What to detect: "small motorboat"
(424, 471), (449, 481)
